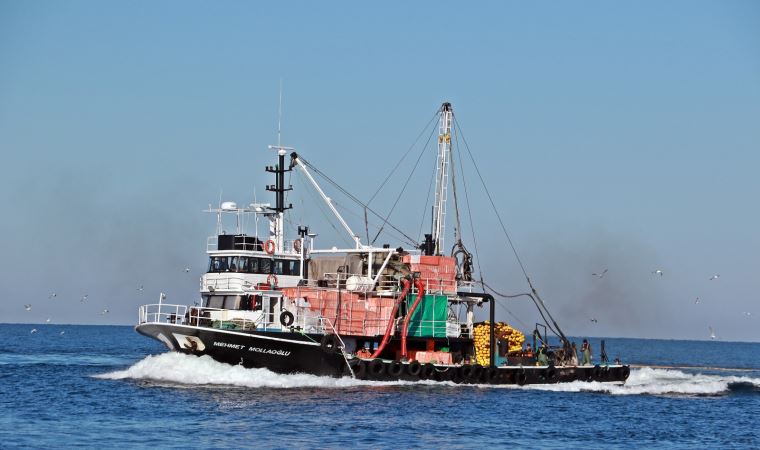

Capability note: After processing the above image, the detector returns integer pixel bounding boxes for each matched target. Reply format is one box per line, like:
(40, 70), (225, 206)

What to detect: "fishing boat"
(136, 102), (630, 385)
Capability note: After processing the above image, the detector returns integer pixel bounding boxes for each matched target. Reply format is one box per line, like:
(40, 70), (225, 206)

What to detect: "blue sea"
(1, 324), (758, 449)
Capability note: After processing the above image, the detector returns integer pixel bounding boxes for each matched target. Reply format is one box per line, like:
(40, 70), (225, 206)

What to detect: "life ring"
(388, 360), (404, 377)
(293, 238), (302, 253)
(369, 359), (386, 377)
(264, 239), (276, 255)
(407, 360), (422, 377)
(267, 274), (278, 287)
(279, 310), (294, 327)
(320, 333), (340, 353)
(421, 363), (436, 379)
(515, 369), (527, 386)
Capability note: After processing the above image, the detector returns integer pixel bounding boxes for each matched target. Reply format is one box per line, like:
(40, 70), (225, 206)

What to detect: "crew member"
(581, 339), (592, 365)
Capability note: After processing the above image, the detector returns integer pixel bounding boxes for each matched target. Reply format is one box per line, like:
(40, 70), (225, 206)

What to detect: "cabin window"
(206, 295), (224, 308)
(259, 258), (271, 275)
(273, 259), (300, 276)
(223, 295), (241, 309)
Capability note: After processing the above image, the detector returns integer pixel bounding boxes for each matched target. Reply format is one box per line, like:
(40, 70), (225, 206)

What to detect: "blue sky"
(1, 1), (758, 341)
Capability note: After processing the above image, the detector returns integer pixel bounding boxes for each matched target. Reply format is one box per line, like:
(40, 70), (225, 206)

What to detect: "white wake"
(96, 353), (760, 395)
(519, 367), (760, 396)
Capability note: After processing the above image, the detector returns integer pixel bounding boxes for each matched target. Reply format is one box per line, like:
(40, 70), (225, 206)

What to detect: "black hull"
(136, 323), (630, 385)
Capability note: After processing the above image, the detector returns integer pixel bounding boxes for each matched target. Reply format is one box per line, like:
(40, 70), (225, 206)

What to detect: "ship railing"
(138, 303), (188, 325)
(185, 306), (285, 332)
(201, 274), (260, 292)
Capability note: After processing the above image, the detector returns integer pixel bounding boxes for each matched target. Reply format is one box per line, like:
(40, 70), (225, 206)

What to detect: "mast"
(266, 145), (293, 252)
(431, 102), (453, 255)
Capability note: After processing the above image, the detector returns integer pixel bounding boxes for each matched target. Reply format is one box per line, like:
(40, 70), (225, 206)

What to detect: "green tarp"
(406, 294), (447, 337)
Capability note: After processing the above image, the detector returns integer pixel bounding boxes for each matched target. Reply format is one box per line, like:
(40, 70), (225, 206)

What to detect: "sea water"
(1, 324), (758, 449)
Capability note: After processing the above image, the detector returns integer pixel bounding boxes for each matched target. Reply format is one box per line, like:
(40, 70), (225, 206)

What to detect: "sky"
(1, 1), (759, 342)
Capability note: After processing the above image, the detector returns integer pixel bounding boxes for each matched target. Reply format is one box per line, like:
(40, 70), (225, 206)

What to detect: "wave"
(95, 353), (432, 388)
(96, 353), (760, 395)
(515, 367), (760, 396)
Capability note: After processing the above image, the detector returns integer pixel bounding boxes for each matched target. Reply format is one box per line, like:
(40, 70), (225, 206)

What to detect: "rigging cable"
(453, 122), (485, 284)
(454, 117), (568, 345)
(367, 109), (440, 206)
(293, 170), (353, 247)
(295, 156), (419, 247)
(371, 120), (439, 245)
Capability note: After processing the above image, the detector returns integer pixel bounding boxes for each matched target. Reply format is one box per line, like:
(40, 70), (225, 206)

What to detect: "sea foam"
(96, 353), (760, 395)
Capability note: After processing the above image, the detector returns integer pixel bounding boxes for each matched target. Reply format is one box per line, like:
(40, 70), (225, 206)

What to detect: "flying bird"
(81, 294), (88, 303)
(652, 269), (664, 277)
(592, 269), (608, 279)
(59, 331), (65, 336)
(48, 292), (57, 299)
(45, 318), (51, 324)
(30, 328), (38, 334)
(709, 326), (717, 340)
(742, 312), (752, 318)
(137, 285), (144, 293)
(100, 309), (109, 315)
(24, 304), (32, 311)
(160, 292), (167, 301)
(709, 274), (720, 281)
(590, 318), (598, 324)
(694, 297), (700, 305)
(184, 267), (191, 273)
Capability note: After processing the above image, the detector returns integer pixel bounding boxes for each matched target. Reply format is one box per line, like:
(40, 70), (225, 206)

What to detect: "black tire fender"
(486, 367), (499, 384)
(407, 360), (422, 377)
(516, 369), (527, 386)
(352, 359), (368, 379)
(369, 359), (386, 377)
(421, 363), (436, 379)
(545, 365), (558, 383)
(388, 360), (404, 377)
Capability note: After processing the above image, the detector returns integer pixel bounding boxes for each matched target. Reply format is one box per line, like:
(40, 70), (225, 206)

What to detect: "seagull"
(48, 292), (57, 299)
(742, 312), (752, 318)
(592, 269), (608, 279)
(709, 274), (720, 281)
(694, 297), (700, 304)
(24, 304), (32, 311)
(590, 318), (598, 323)
(160, 292), (167, 301)
(59, 331), (65, 336)
(30, 328), (38, 334)
(137, 285), (144, 293)
(81, 294), (88, 303)
(101, 309), (109, 315)
(45, 317), (52, 324)
(709, 326), (717, 340)
(184, 267), (191, 273)
(652, 269), (664, 277)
